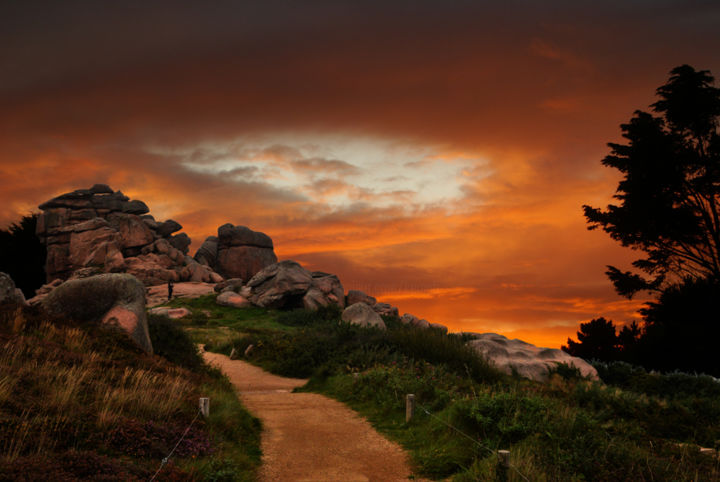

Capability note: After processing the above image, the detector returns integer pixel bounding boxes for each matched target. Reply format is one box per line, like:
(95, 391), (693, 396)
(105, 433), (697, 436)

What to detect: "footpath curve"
(203, 351), (421, 482)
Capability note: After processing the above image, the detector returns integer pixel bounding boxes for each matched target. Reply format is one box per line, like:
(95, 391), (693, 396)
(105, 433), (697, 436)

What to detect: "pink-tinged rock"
(216, 245), (278, 281)
(46, 244), (70, 279)
(400, 313), (418, 325)
(106, 212), (155, 249)
(346, 290), (377, 307)
(42, 273), (152, 353)
(216, 291), (251, 308)
(68, 227), (124, 270)
(124, 255), (180, 285)
(247, 260), (312, 309)
(466, 333), (598, 383)
(303, 272), (345, 310)
(341, 303), (386, 330)
(149, 307), (192, 319)
(373, 302), (398, 317)
(214, 278), (244, 293)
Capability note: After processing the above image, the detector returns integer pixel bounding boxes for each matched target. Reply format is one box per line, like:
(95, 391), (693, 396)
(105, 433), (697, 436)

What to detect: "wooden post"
(199, 397), (210, 418)
(405, 394), (415, 423)
(497, 449), (510, 481)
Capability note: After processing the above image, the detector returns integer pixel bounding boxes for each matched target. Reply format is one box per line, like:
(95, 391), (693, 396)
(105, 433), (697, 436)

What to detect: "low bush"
(147, 313), (205, 373)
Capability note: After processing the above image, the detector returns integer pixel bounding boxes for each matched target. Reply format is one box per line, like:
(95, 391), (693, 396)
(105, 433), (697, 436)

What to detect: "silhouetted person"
(168, 280), (174, 300)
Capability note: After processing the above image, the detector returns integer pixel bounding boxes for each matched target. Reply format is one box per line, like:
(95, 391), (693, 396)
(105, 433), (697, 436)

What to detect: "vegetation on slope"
(167, 296), (720, 480)
(0, 303), (261, 481)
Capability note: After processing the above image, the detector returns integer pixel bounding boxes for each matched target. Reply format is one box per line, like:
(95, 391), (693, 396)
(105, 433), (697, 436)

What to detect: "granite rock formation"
(36, 185), (223, 286)
(466, 332), (598, 382)
(246, 260), (346, 311)
(195, 224), (277, 281)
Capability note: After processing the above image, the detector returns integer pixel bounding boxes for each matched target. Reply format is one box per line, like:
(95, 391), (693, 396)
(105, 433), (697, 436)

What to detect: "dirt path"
(203, 351), (421, 481)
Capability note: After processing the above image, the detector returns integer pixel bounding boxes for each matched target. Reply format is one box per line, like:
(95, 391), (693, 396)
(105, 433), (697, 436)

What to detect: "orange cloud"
(1, 1), (718, 349)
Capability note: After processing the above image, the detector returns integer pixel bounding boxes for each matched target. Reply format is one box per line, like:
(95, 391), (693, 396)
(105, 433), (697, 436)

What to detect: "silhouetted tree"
(616, 320), (642, 363)
(0, 214), (46, 298)
(638, 277), (720, 375)
(563, 317), (619, 362)
(584, 65), (720, 298)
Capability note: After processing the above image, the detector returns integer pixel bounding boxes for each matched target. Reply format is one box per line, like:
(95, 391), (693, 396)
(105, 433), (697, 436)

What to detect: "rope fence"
(411, 398), (530, 481)
(149, 397), (209, 482)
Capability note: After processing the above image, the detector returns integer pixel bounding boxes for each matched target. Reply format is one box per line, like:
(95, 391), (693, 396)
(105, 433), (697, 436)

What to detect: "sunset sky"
(2, 1), (719, 347)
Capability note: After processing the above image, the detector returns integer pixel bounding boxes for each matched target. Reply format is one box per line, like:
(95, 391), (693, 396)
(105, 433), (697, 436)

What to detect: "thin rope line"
(416, 402), (530, 482)
(149, 408), (202, 481)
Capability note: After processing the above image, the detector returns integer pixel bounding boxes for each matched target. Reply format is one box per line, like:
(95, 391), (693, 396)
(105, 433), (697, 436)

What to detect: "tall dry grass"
(0, 320), (196, 463)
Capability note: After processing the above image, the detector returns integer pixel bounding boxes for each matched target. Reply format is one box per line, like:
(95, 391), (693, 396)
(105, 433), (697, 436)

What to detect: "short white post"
(405, 394), (415, 423)
(497, 449), (510, 481)
(199, 397), (210, 418)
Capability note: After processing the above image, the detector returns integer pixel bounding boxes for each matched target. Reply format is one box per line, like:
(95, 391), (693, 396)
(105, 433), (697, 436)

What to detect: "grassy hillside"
(0, 303), (261, 481)
(165, 295), (720, 481)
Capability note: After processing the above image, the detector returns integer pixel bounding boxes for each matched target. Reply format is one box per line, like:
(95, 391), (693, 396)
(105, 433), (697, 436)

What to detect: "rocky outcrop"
(400, 313), (430, 329)
(372, 302), (398, 318)
(214, 278), (245, 294)
(216, 291), (251, 308)
(36, 185), (223, 286)
(304, 272), (345, 310)
(247, 260), (313, 309)
(346, 290), (377, 307)
(341, 303), (386, 330)
(246, 260), (345, 311)
(41, 273), (153, 353)
(195, 224), (277, 281)
(345, 289), (401, 321)
(466, 333), (598, 382)
(0, 272), (26, 305)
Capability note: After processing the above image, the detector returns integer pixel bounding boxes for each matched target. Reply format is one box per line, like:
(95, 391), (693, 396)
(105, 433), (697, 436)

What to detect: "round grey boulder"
(341, 302), (386, 330)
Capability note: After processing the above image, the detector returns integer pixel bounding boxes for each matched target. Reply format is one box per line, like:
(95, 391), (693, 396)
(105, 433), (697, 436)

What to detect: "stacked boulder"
(211, 260), (346, 311)
(36, 184), (223, 286)
(195, 224), (277, 281)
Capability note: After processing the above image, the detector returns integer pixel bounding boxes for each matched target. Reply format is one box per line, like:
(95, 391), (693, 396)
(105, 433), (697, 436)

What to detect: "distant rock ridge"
(36, 184), (223, 286)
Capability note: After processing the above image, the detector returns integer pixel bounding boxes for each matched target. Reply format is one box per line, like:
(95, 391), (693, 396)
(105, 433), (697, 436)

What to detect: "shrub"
(147, 313), (205, 372)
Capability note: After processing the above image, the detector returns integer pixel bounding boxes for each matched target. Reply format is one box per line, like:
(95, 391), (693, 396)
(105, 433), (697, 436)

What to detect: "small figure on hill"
(167, 280), (174, 301)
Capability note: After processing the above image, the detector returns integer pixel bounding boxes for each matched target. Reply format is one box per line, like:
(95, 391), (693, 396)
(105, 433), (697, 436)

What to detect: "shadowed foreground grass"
(0, 303), (261, 481)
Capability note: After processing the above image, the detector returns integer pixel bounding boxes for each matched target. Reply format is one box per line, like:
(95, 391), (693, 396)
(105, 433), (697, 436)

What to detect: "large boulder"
(215, 224), (277, 280)
(0, 272), (26, 305)
(466, 333), (598, 382)
(303, 272), (345, 310)
(247, 260), (313, 309)
(341, 303), (386, 330)
(41, 273), (153, 353)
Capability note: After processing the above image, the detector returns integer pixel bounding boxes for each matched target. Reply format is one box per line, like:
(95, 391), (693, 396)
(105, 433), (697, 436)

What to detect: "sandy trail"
(203, 351), (421, 481)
